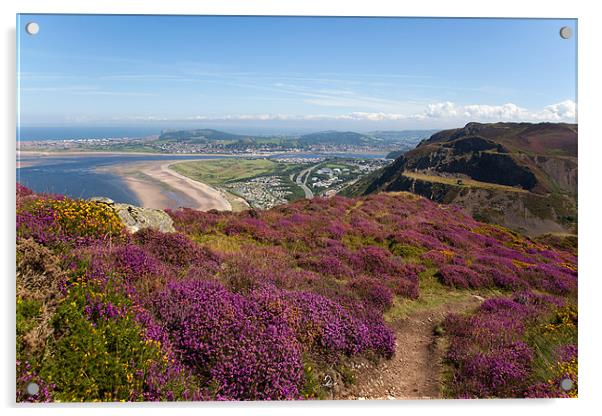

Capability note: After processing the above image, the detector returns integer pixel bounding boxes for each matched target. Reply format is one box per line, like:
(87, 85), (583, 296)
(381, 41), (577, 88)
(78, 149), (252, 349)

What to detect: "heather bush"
(520, 263), (577, 295)
(16, 183), (35, 208)
(16, 183), (34, 198)
(85, 244), (168, 284)
(437, 264), (492, 289)
(166, 207), (223, 236)
(154, 279), (303, 400)
(444, 292), (574, 398)
(297, 253), (355, 279)
(472, 264), (526, 291)
(282, 291), (395, 359)
(393, 274), (420, 299)
(218, 245), (295, 292)
(133, 228), (221, 270)
(348, 277), (394, 310)
(222, 216), (280, 242)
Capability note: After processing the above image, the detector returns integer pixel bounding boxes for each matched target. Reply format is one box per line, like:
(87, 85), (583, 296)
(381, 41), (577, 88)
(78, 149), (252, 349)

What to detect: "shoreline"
(18, 149), (389, 158)
(100, 159), (234, 212)
(18, 150), (237, 158)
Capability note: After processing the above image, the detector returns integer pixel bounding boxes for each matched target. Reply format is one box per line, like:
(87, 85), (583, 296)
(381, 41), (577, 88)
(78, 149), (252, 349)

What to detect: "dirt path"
(339, 296), (482, 400)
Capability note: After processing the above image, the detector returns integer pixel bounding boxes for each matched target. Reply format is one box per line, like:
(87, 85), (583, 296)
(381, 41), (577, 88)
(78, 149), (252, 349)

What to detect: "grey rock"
(112, 203), (176, 233)
(89, 196), (115, 205)
(88, 198), (175, 233)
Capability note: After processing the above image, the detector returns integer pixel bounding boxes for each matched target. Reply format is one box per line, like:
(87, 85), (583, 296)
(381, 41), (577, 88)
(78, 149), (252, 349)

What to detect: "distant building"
(316, 168), (333, 175)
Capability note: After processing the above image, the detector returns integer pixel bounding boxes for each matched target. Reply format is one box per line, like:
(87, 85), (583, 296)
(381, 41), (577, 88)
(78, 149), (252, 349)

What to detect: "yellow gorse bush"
(32, 198), (123, 238)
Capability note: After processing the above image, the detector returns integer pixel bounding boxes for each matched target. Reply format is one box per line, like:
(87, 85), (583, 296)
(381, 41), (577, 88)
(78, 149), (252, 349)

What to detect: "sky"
(17, 15), (577, 132)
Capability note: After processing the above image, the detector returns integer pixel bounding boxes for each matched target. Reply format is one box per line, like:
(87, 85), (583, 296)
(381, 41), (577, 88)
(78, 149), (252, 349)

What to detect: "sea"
(17, 154), (232, 205)
(17, 126), (387, 204)
(18, 126), (164, 141)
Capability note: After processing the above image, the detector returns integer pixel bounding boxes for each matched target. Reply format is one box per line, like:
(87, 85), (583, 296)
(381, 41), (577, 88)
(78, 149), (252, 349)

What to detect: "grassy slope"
(169, 159), (278, 186)
(402, 172), (529, 193)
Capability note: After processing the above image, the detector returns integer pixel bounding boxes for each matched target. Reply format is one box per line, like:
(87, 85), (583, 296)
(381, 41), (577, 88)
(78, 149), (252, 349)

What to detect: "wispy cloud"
(20, 85), (155, 97)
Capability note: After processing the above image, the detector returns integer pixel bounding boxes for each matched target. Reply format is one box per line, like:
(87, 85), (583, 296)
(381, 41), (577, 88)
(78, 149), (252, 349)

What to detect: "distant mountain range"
(298, 131), (371, 146)
(341, 122), (577, 236)
(158, 128), (435, 148)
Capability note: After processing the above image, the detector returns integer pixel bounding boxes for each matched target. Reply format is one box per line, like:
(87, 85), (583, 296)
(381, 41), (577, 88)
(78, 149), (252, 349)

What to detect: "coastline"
(18, 150), (237, 158)
(99, 159), (236, 212)
(16, 161), (35, 169)
(18, 149), (389, 158)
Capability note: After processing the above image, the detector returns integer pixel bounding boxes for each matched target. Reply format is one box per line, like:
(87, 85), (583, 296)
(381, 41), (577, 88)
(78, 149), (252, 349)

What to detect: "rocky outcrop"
(375, 175), (576, 236)
(402, 142), (538, 191)
(89, 197), (175, 233)
(343, 122), (578, 236)
(532, 155), (578, 194)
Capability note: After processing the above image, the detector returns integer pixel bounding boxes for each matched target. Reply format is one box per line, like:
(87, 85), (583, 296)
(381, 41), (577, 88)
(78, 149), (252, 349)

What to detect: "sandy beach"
(16, 161), (35, 169)
(103, 160), (234, 211)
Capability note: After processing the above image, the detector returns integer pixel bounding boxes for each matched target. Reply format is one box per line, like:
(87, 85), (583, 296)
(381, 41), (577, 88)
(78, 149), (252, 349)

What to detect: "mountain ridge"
(341, 122), (577, 236)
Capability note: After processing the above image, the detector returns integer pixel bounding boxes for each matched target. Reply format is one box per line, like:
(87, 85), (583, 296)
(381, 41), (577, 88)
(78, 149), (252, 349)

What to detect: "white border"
(2, 1), (601, 415)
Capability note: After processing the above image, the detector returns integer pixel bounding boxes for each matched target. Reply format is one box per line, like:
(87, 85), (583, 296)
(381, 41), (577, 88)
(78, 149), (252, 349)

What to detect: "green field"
(170, 159), (279, 185)
(170, 158), (308, 207)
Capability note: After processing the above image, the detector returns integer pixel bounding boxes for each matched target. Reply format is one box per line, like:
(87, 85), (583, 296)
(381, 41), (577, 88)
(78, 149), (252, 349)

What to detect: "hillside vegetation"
(16, 183), (577, 401)
(342, 122), (577, 236)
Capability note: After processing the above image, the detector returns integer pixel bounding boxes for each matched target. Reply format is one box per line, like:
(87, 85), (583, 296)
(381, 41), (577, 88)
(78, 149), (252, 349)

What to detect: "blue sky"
(17, 15), (577, 131)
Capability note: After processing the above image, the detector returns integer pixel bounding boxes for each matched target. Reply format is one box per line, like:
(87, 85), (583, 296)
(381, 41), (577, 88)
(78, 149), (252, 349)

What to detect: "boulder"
(88, 197), (175, 233)
(112, 203), (176, 233)
(89, 196), (115, 205)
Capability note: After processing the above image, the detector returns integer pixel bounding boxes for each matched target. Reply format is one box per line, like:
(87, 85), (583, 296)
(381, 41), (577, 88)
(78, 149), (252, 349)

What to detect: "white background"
(1, 1), (600, 415)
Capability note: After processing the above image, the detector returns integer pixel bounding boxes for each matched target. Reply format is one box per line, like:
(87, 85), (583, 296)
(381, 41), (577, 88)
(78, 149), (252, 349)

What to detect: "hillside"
(342, 122), (577, 236)
(298, 131), (372, 146)
(16, 184), (577, 401)
(159, 128), (250, 142)
(158, 128), (433, 148)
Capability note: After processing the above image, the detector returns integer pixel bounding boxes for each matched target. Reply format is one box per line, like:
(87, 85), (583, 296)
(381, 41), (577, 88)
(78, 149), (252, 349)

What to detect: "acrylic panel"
(16, 14), (577, 402)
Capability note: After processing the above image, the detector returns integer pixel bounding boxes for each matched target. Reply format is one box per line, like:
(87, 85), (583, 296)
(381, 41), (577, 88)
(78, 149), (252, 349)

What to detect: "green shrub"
(390, 243), (426, 258)
(38, 280), (189, 402)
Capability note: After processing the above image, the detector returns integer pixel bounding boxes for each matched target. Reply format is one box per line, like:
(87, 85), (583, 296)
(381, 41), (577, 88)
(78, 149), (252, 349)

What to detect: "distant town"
(19, 128), (434, 156)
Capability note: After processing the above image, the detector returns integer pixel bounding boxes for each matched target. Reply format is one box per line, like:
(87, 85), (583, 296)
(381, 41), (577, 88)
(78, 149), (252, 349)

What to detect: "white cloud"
(423, 101), (459, 118)
(532, 100), (577, 121)
(108, 100), (577, 125)
(461, 103), (527, 120)
(411, 100), (576, 123)
(413, 102), (529, 121)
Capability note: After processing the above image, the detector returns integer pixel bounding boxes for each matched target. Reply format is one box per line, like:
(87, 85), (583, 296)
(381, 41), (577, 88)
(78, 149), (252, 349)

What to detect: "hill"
(368, 129), (437, 145)
(16, 184), (577, 401)
(342, 122), (577, 236)
(385, 150), (405, 159)
(159, 128), (250, 142)
(298, 131), (372, 146)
